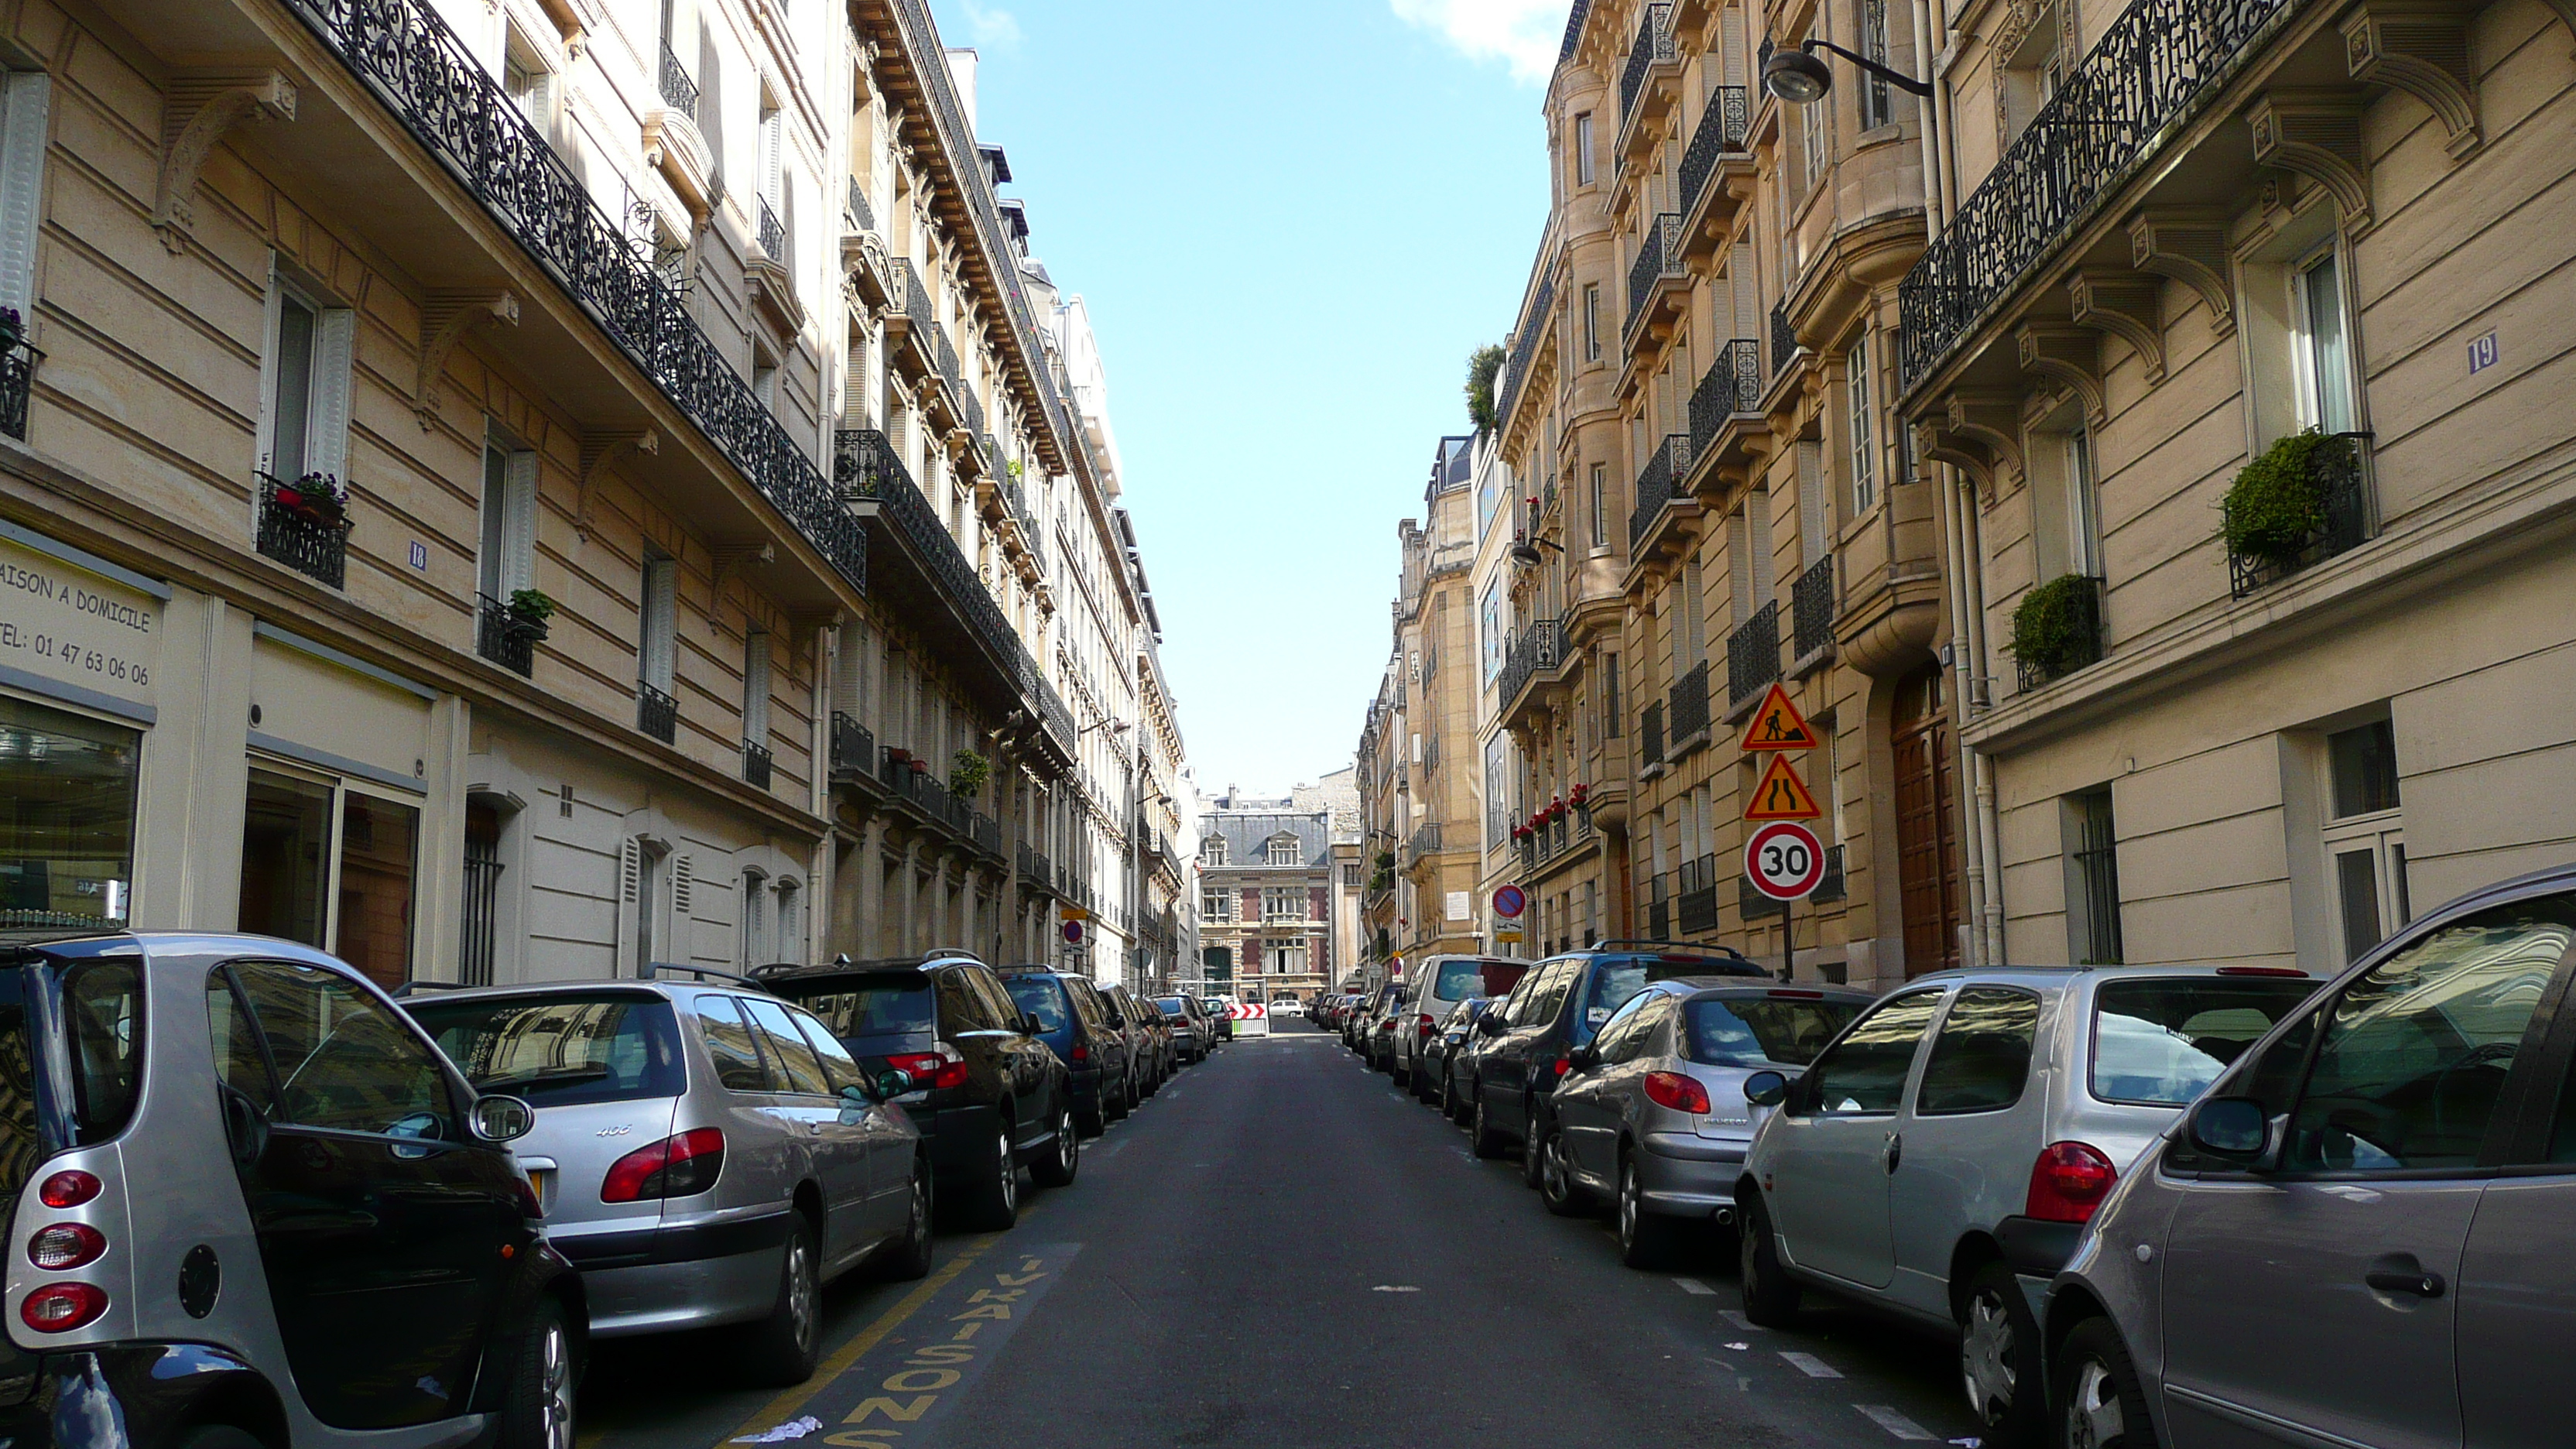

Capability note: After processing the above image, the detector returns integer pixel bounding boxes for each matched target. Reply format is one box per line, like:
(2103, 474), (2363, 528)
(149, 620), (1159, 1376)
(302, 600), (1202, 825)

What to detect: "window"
(502, 30), (553, 135)
(1588, 462), (1608, 548)
(775, 878), (798, 953)
(742, 629), (772, 748)
(0, 695), (138, 928)
(933, 968), (997, 1032)
(1800, 39), (1828, 190)
(2066, 429), (2101, 576)
(237, 767), (420, 989)
(1604, 652), (1621, 734)
(741, 868), (767, 967)
(1267, 834), (1303, 866)
(1573, 112), (1595, 186)
(1263, 886), (1303, 922)
(2091, 976), (2318, 1106)
(2065, 788), (2124, 964)
(2324, 718), (2406, 963)
(1916, 988), (2040, 1114)
(1267, 943), (1307, 975)
(478, 429), (536, 611)
(1582, 284), (1601, 361)
(262, 278), (355, 488)
(408, 992), (686, 1106)
(1685, 995), (1864, 1067)
(0, 68), (50, 326)
(2294, 249), (2355, 433)
(220, 960), (453, 1137)
(1800, 989), (1943, 1114)
(1847, 334), (1875, 513)
(1858, 0), (1895, 128)
(742, 997), (833, 1096)
(1202, 837), (1228, 867)
(1343, 865), (1362, 886)
(1202, 888), (1235, 922)
(638, 550), (677, 696)
(694, 995), (770, 1091)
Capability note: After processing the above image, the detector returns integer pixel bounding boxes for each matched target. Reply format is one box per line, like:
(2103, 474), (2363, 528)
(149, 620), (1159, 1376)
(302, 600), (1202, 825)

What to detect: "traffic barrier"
(1227, 1001), (1270, 1037)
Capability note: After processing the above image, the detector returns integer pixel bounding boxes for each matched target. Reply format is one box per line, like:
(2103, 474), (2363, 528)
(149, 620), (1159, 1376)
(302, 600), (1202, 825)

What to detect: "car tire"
(1104, 1075), (1131, 1122)
(1519, 1103), (1547, 1190)
(2054, 1315), (2158, 1449)
(1738, 1193), (1801, 1327)
(1540, 1125), (1592, 1216)
(1414, 1061), (1440, 1104)
(1469, 1089), (1508, 1159)
(957, 1122), (1020, 1232)
(1439, 1070), (1460, 1121)
(1615, 1153), (1684, 1268)
(1960, 1259), (2049, 1448)
(872, 1159), (934, 1281)
(1075, 1091), (1107, 1138)
(1030, 1100), (1080, 1188)
(734, 1217), (820, 1386)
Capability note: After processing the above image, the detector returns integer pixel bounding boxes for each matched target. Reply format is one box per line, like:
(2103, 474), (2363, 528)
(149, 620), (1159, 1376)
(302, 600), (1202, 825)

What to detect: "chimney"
(944, 49), (978, 134)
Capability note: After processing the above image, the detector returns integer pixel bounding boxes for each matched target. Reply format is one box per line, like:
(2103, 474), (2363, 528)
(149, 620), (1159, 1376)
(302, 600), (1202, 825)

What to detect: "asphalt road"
(581, 1021), (1979, 1448)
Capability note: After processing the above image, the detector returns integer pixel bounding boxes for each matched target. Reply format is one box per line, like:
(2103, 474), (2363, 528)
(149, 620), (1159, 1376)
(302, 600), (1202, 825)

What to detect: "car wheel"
(1414, 1060), (1439, 1103)
(1030, 1101), (1080, 1188)
(1960, 1260), (2048, 1447)
(1540, 1125), (1591, 1217)
(2054, 1316), (2157, 1449)
(1519, 1104), (1547, 1190)
(1075, 1090), (1107, 1138)
(1615, 1153), (1683, 1268)
(734, 1218), (820, 1386)
(1439, 1070), (1460, 1121)
(873, 1159), (934, 1281)
(1469, 1089), (1508, 1159)
(957, 1123), (1020, 1231)
(490, 1296), (577, 1449)
(1738, 1193), (1801, 1327)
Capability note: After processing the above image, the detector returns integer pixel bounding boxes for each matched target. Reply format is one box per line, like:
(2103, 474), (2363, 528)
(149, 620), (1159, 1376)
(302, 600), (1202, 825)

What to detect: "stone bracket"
(712, 541), (776, 591)
(414, 292), (520, 428)
(2015, 324), (2107, 429)
(2067, 270), (2166, 385)
(155, 72), (297, 252)
(2343, 3), (2482, 160)
(575, 430), (659, 540)
(1916, 392), (2025, 501)
(2128, 209), (2235, 337)
(2248, 92), (2373, 234)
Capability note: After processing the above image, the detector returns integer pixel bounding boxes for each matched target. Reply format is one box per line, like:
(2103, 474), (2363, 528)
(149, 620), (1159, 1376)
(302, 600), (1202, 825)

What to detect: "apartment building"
(0, 0), (1184, 984)
(1196, 785), (1339, 1006)
(1902, 0), (2576, 968)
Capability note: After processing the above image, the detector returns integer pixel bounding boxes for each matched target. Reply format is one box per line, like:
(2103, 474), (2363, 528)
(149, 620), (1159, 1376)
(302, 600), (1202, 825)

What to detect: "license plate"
(527, 1170), (551, 1208)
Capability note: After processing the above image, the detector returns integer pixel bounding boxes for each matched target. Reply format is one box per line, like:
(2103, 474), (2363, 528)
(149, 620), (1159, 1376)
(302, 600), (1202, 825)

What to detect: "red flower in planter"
(1569, 782), (1590, 805)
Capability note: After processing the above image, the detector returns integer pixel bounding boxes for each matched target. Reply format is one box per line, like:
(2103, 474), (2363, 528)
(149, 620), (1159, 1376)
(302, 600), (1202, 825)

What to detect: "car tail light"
(37, 1172), (98, 1210)
(1550, 1056), (1570, 1081)
(26, 1224), (104, 1272)
(601, 1127), (727, 1203)
(2216, 966), (2310, 978)
(2026, 1142), (2119, 1223)
(512, 1173), (543, 1218)
(884, 1046), (971, 1091)
(1416, 1012), (1436, 1040)
(20, 1283), (105, 1333)
(1643, 1070), (1712, 1114)
(1070, 1043), (1090, 1063)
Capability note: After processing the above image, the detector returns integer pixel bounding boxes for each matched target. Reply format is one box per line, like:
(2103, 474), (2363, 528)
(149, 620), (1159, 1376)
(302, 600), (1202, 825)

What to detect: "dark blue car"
(997, 968), (1136, 1136)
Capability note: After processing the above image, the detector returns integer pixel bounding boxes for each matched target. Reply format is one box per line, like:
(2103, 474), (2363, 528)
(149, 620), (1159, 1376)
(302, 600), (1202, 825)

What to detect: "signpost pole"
(1784, 898), (1795, 982)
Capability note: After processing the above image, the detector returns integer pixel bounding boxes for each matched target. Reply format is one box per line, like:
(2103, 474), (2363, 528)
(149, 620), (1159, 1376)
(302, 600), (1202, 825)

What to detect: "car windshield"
(2091, 976), (2321, 1105)
(409, 992), (686, 1105)
(1684, 996), (1864, 1067)
(1004, 978), (1070, 1033)
(785, 978), (937, 1040)
(1576, 962), (1653, 1041)
(1431, 958), (1521, 1002)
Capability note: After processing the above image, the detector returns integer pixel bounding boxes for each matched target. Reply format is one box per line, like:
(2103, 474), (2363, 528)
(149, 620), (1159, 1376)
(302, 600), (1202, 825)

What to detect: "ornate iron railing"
(1813, 844), (1847, 903)
(1688, 339), (1760, 460)
(287, 0), (867, 598)
(1619, 3), (1676, 119)
(742, 740), (773, 789)
(1792, 555), (1836, 661)
(658, 39), (698, 121)
(255, 473), (351, 587)
(2227, 432), (2373, 598)
(1640, 699), (1666, 768)
(756, 197), (786, 267)
(1739, 872), (1785, 918)
(834, 428), (1023, 673)
(1496, 266), (1556, 433)
(1625, 212), (1683, 337)
(1680, 86), (1750, 215)
(1727, 600), (1781, 707)
(1669, 660), (1711, 745)
(1898, 0), (2304, 388)
(636, 680), (678, 743)
(845, 177), (875, 233)
(0, 340), (36, 440)
(830, 711), (874, 776)
(1626, 433), (1693, 553)
(1560, 0), (1592, 60)
(1772, 299), (1798, 380)
(475, 593), (542, 676)
(1646, 875), (1671, 938)
(1498, 618), (1564, 709)
(1677, 851), (1719, 933)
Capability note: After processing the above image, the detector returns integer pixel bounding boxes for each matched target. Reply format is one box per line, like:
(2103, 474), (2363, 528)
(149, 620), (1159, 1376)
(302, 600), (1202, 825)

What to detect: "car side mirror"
(876, 1067), (916, 1098)
(1476, 1013), (1506, 1036)
(219, 1084), (270, 1169)
(468, 1094), (536, 1144)
(1742, 1070), (1790, 1108)
(1567, 1044), (1599, 1072)
(1019, 1013), (1045, 1036)
(2187, 1095), (2270, 1162)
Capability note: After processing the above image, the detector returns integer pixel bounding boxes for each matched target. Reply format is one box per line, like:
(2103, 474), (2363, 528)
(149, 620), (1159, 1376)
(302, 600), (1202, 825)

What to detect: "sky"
(943, 0), (1562, 797)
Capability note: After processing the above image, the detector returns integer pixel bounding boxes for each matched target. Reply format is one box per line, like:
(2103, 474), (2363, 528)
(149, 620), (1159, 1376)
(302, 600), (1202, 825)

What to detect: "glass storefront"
(239, 768), (332, 947)
(0, 697), (140, 928)
(238, 766), (419, 988)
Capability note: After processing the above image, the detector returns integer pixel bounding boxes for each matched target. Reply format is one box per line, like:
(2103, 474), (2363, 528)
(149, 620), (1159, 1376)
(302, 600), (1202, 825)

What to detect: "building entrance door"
(1892, 667), (1961, 976)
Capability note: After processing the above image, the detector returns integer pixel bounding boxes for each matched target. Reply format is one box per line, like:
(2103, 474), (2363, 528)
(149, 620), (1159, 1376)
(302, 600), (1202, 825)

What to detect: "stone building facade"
(1195, 787), (1336, 1006)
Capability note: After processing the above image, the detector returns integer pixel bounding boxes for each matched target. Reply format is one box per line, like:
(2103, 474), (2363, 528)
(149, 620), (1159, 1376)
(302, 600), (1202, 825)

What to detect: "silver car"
(1736, 964), (2322, 1446)
(406, 971), (931, 1386)
(1389, 955), (1526, 1091)
(2045, 866), (2576, 1449)
(1545, 980), (1871, 1267)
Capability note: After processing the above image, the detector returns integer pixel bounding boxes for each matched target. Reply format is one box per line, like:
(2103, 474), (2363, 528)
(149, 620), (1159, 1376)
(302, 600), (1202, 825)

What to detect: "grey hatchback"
(407, 973), (931, 1386)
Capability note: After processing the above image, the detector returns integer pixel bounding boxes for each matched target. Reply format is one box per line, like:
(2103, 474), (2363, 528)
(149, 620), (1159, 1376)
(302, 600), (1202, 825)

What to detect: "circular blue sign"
(1493, 885), (1526, 919)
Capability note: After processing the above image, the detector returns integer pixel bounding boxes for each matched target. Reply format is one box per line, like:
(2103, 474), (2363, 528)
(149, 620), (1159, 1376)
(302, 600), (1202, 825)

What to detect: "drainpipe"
(1938, 464), (1992, 968)
(1926, 0), (1961, 224)
(1958, 482), (2007, 964)
(1912, 0), (1945, 236)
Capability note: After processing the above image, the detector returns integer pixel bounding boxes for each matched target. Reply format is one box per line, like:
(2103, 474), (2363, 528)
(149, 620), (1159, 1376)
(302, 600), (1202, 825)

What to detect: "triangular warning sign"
(1744, 754), (1823, 821)
(1738, 683), (1821, 752)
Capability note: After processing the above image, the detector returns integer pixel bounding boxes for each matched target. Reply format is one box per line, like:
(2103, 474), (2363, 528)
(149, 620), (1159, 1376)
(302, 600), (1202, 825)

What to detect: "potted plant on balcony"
(1569, 781), (1591, 810)
(2006, 574), (2103, 684)
(0, 307), (23, 351)
(2221, 429), (2335, 568)
(949, 749), (990, 798)
(272, 472), (351, 531)
(505, 588), (557, 642)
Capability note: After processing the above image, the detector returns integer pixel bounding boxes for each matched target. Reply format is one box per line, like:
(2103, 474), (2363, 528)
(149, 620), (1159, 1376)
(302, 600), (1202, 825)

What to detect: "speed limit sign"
(1745, 821), (1826, 901)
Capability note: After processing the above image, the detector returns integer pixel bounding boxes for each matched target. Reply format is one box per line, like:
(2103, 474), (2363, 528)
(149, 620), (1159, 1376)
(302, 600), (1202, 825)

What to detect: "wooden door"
(1893, 668), (1961, 976)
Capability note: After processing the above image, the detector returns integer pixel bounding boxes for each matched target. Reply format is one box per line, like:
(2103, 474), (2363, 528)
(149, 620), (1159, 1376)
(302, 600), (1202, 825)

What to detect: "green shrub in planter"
(2009, 574), (2102, 681)
(2222, 430), (2331, 565)
(948, 750), (991, 798)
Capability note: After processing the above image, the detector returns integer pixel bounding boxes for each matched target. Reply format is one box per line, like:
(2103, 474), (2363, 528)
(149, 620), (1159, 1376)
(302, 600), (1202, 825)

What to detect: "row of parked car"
(1326, 861), (2576, 1449)
(0, 927), (1228, 1449)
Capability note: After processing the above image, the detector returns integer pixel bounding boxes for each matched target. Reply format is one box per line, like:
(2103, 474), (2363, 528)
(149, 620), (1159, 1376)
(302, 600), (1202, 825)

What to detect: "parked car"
(1421, 996), (1493, 1112)
(1202, 995), (1236, 1043)
(1156, 994), (1211, 1064)
(1108, 985), (1173, 1092)
(0, 929), (581, 1447)
(1356, 983), (1406, 1060)
(758, 953), (1077, 1233)
(2046, 868), (2576, 1449)
(995, 967), (1136, 1134)
(1734, 963), (2321, 1444)
(1392, 956), (1529, 1091)
(1545, 981), (1872, 1267)
(1270, 994), (1305, 1017)
(1464, 944), (1767, 1187)
(409, 970), (931, 1383)
(1347, 987), (1396, 1053)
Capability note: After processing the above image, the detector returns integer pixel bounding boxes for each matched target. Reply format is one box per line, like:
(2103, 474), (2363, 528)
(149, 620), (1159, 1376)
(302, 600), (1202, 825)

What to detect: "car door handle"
(1884, 1133), (1903, 1175)
(2365, 1268), (2445, 1298)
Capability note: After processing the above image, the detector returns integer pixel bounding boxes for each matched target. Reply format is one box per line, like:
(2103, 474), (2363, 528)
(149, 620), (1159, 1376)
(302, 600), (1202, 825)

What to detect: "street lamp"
(1509, 535), (1565, 568)
(1761, 38), (1932, 104)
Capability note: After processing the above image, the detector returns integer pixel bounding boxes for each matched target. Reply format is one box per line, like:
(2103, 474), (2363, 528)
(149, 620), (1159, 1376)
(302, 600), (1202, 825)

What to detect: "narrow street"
(583, 1024), (1978, 1449)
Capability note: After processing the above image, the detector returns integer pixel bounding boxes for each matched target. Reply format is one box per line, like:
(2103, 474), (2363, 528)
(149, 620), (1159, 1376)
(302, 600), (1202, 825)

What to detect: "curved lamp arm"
(1800, 38), (1934, 97)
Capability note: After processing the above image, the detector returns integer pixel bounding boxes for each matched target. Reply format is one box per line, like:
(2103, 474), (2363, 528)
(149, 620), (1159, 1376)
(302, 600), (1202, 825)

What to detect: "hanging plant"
(2007, 574), (2103, 682)
(948, 749), (991, 796)
(2221, 430), (2333, 565)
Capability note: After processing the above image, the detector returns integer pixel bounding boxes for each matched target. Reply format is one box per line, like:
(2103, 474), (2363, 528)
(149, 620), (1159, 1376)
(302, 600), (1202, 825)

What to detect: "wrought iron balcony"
(1680, 87), (1750, 218)
(1668, 660), (1711, 747)
(1772, 299), (1798, 380)
(756, 197), (786, 268)
(1646, 875), (1671, 938)
(1739, 872), (1785, 919)
(1640, 699), (1666, 769)
(1626, 433), (1693, 553)
(0, 337), (36, 440)
(845, 178), (875, 234)
(1792, 555), (1836, 663)
(1619, 3), (1676, 119)
(1496, 268), (1556, 434)
(1625, 212), (1684, 339)
(1726, 600), (1781, 707)
(1677, 852), (1719, 933)
(2228, 433), (2373, 598)
(1898, 0), (2300, 389)
(1561, 0), (1592, 60)
(834, 426), (1009, 649)
(830, 711), (874, 776)
(1498, 618), (1564, 711)
(972, 810), (1002, 857)
(636, 680), (677, 744)
(658, 39), (699, 122)
(255, 472), (351, 588)
(1687, 340), (1760, 462)
(475, 593), (543, 677)
(1813, 844), (1847, 903)
(742, 740), (773, 789)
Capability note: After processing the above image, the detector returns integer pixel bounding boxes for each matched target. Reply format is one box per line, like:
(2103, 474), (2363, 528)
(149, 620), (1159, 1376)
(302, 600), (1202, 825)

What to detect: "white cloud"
(961, 0), (1022, 49)
(1390, 0), (1567, 84)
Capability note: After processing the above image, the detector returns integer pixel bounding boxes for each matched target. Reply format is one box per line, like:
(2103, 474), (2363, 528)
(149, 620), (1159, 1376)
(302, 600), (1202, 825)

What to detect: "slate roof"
(1200, 810), (1331, 870)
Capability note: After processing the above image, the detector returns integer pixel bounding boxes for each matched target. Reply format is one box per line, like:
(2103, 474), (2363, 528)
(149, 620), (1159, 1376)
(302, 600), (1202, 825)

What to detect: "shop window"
(238, 766), (418, 988)
(0, 696), (139, 927)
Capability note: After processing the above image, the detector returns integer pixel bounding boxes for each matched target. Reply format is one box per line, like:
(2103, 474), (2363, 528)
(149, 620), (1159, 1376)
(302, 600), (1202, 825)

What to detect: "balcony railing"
(1496, 268), (1557, 433)
(1726, 600), (1781, 707)
(2014, 574), (2107, 692)
(1640, 699), (1666, 769)
(658, 39), (698, 122)
(845, 177), (875, 233)
(1792, 555), (1836, 662)
(830, 711), (874, 776)
(1680, 86), (1749, 216)
(742, 740), (773, 789)
(1626, 433), (1693, 552)
(1772, 299), (1798, 380)
(1898, 0), (2300, 388)
(1669, 660), (1711, 746)
(1740, 872), (1785, 918)
(288, 0), (868, 603)
(475, 593), (542, 676)
(1498, 618), (1564, 707)
(1619, 3), (1676, 119)
(756, 197), (786, 268)
(0, 339), (36, 440)
(636, 681), (677, 744)
(2227, 433), (2373, 598)
(1677, 852), (1719, 934)
(1687, 340), (1760, 461)
(1561, 0), (1592, 60)
(255, 472), (351, 588)
(1814, 844), (1847, 903)
(1625, 212), (1683, 337)
(1646, 875), (1671, 938)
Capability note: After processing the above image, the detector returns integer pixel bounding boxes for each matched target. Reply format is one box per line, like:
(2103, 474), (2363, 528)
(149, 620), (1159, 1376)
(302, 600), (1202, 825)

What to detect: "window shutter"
(673, 854), (693, 916)
(640, 555), (677, 690)
(621, 838), (640, 900)
(1797, 440), (1827, 560)
(0, 73), (49, 320)
(503, 448), (539, 596)
(309, 306), (356, 481)
(1749, 488), (1774, 601)
(744, 630), (773, 742)
(1732, 244), (1759, 340)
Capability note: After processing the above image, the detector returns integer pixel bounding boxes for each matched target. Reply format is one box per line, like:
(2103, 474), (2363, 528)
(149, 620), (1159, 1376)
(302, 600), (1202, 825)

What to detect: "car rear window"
(787, 978), (937, 1039)
(2091, 976), (2321, 1105)
(1155, 996), (1188, 1015)
(410, 992), (685, 1106)
(1430, 958), (1523, 1001)
(1645, 954), (1766, 982)
(60, 960), (143, 1143)
(1574, 961), (1653, 1040)
(1005, 978), (1070, 1033)
(1685, 995), (1865, 1067)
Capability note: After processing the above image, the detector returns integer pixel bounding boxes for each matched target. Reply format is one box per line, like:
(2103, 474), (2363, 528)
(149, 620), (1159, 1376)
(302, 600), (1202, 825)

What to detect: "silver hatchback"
(1736, 964), (2321, 1447)
(406, 973), (931, 1386)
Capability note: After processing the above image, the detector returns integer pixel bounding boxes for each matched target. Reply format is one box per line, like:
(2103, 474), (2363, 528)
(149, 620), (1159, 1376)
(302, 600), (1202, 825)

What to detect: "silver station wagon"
(406, 971), (932, 1387)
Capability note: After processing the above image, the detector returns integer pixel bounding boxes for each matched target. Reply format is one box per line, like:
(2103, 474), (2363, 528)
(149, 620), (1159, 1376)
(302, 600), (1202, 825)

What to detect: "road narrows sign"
(1745, 821), (1827, 900)
(1738, 682), (1821, 752)
(1743, 753), (1824, 821)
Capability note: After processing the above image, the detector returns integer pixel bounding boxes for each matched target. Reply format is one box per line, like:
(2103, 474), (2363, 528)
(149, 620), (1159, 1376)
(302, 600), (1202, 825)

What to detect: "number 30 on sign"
(1745, 821), (1826, 902)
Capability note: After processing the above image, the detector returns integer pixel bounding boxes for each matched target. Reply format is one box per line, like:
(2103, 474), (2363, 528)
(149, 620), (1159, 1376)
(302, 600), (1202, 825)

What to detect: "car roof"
(1673, 981), (1878, 1003)
(754, 954), (985, 986)
(1889, 963), (2325, 991)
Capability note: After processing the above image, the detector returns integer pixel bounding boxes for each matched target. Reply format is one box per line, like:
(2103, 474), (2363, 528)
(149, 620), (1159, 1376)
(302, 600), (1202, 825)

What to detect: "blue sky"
(947, 0), (1560, 796)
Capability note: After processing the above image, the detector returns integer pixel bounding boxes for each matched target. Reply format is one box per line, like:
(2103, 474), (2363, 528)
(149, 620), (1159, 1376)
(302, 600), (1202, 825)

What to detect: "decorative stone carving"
(2127, 209), (2235, 336)
(2067, 270), (2165, 385)
(574, 430), (659, 541)
(2342, 3), (2482, 160)
(2248, 92), (2372, 233)
(1914, 392), (2024, 500)
(414, 292), (520, 429)
(2016, 324), (2107, 427)
(155, 72), (297, 252)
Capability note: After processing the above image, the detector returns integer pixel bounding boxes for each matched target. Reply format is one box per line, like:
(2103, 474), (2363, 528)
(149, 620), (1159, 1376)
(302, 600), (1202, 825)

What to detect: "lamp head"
(1509, 543), (1546, 567)
(1764, 46), (1834, 104)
